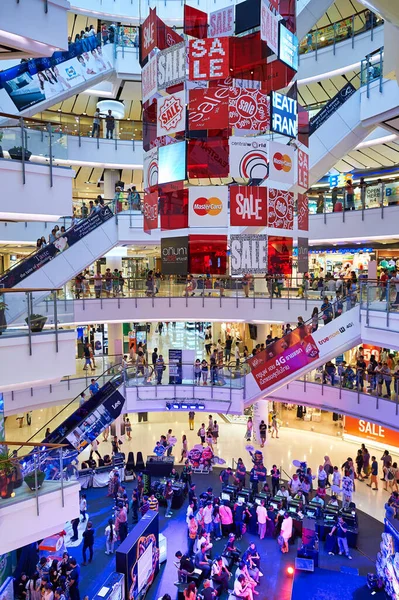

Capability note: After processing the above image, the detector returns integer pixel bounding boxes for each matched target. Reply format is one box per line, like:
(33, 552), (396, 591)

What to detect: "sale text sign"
(229, 88), (270, 131)
(189, 38), (230, 81)
(157, 41), (186, 90)
(261, 0), (279, 54)
(141, 8), (157, 62)
(142, 54), (158, 104)
(188, 87), (229, 130)
(157, 91), (185, 137)
(268, 188), (294, 230)
(230, 234), (268, 275)
(298, 148), (309, 189)
(209, 6), (234, 37)
(143, 191), (159, 232)
(230, 186), (267, 226)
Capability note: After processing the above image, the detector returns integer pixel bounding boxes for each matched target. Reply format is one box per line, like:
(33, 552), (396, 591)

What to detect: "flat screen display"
(255, 498), (262, 505)
(278, 22), (298, 71)
(221, 492), (231, 501)
(158, 141), (186, 185)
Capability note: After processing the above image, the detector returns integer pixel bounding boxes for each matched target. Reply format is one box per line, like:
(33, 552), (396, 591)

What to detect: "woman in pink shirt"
(219, 502), (233, 538)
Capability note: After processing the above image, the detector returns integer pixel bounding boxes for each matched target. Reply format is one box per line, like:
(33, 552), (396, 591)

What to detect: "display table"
(78, 466), (125, 488)
(146, 455), (174, 477)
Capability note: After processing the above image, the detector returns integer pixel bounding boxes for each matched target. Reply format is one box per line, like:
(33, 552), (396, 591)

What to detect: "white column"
(253, 399), (270, 445)
(107, 323), (123, 360)
(103, 169), (120, 202)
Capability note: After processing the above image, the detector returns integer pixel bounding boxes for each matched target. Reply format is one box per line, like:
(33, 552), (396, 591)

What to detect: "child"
(80, 494), (87, 522)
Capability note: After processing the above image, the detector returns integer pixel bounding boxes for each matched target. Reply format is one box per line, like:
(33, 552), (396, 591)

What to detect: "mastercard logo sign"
(193, 196), (223, 217)
(273, 152), (292, 173)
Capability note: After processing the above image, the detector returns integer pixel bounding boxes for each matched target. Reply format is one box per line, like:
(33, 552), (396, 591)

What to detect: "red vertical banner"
(143, 191), (159, 233)
(268, 236), (293, 275)
(189, 234), (227, 274)
(141, 8), (157, 62)
(159, 183), (188, 230)
(297, 193), (309, 231)
(267, 189), (294, 230)
(184, 4), (208, 39)
(297, 148), (309, 189)
(189, 38), (230, 81)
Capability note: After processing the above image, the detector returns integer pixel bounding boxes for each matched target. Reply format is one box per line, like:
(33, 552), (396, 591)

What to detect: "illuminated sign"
(188, 37), (230, 81)
(271, 91), (297, 138)
(278, 22), (298, 71)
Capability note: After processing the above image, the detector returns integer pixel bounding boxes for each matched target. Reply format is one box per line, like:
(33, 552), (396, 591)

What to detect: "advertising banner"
(142, 55), (158, 104)
(268, 236), (293, 275)
(189, 37), (230, 81)
(268, 188), (294, 229)
(344, 416), (399, 448)
(143, 147), (158, 191)
(278, 22), (299, 71)
(188, 137), (229, 178)
(228, 87), (270, 131)
(156, 90), (185, 137)
(362, 344), (381, 363)
(209, 6), (235, 37)
(271, 91), (297, 138)
(157, 41), (186, 90)
(143, 191), (159, 233)
(297, 237), (309, 273)
(230, 186), (267, 226)
(0, 206), (113, 289)
(188, 87), (229, 130)
(161, 236), (189, 275)
(184, 4), (208, 39)
(309, 82), (356, 135)
(268, 141), (295, 184)
(141, 8), (157, 62)
(261, 0), (279, 54)
(94, 332), (103, 356)
(297, 148), (309, 189)
(229, 136), (269, 179)
(230, 234), (268, 275)
(188, 186), (228, 228)
(189, 234), (227, 274)
(169, 349), (183, 384)
(297, 193), (309, 231)
(158, 141), (186, 185)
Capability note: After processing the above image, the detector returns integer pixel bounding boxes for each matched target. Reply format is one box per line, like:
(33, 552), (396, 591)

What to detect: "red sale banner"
(209, 6), (234, 38)
(297, 193), (309, 231)
(157, 91), (185, 137)
(141, 8), (157, 62)
(261, 0), (279, 55)
(268, 188), (294, 230)
(142, 55), (157, 104)
(298, 148), (309, 189)
(230, 186), (267, 226)
(188, 87), (229, 130)
(143, 191), (158, 233)
(189, 37), (230, 81)
(362, 344), (381, 363)
(228, 88), (270, 131)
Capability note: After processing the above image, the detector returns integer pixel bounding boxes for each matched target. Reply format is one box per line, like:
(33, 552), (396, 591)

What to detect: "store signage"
(209, 6), (235, 38)
(141, 8), (157, 62)
(169, 349), (183, 384)
(230, 186), (267, 226)
(188, 37), (230, 80)
(268, 141), (295, 184)
(261, 0), (279, 55)
(156, 91), (185, 137)
(329, 173), (352, 188)
(230, 234), (268, 275)
(228, 87), (270, 131)
(157, 41), (186, 90)
(309, 82), (356, 135)
(188, 186), (228, 227)
(297, 237), (309, 273)
(278, 22), (299, 71)
(143, 191), (159, 232)
(229, 136), (269, 179)
(362, 344), (381, 363)
(297, 193), (309, 231)
(268, 188), (294, 229)
(143, 147), (158, 191)
(344, 416), (399, 448)
(297, 148), (309, 189)
(142, 55), (158, 104)
(188, 87), (229, 129)
(161, 235), (189, 275)
(271, 91), (297, 138)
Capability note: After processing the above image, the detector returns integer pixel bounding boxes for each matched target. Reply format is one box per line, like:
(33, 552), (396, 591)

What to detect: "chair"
(136, 451), (145, 470)
(125, 452), (135, 481)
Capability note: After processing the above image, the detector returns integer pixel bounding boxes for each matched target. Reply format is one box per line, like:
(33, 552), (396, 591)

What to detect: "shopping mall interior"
(2, 0), (399, 599)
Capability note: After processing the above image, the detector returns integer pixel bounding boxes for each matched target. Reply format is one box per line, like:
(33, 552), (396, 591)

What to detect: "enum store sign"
(230, 234), (268, 275)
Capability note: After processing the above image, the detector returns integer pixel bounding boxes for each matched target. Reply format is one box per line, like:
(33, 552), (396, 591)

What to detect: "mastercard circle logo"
(273, 152), (292, 173)
(193, 196), (223, 217)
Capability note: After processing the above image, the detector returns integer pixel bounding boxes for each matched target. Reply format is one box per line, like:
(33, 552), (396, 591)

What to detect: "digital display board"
(271, 91), (297, 138)
(158, 141), (186, 185)
(278, 22), (298, 71)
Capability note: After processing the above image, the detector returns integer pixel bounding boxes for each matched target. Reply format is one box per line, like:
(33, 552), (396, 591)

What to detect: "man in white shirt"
(289, 474), (301, 495)
(256, 499), (270, 540)
(203, 502), (214, 534)
(280, 513), (293, 553)
(186, 501), (195, 525)
(276, 485), (290, 500)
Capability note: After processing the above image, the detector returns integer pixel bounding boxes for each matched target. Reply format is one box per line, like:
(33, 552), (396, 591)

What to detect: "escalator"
(0, 205), (118, 325)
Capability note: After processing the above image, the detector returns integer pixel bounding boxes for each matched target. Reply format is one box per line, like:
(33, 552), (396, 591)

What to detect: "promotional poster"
(230, 234), (268, 275)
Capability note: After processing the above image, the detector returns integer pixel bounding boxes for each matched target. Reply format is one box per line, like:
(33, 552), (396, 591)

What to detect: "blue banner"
(169, 349), (183, 384)
(309, 82), (356, 135)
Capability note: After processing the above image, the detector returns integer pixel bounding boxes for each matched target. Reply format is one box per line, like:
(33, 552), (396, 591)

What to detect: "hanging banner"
(141, 8), (157, 62)
(260, 0), (279, 55)
(228, 87), (270, 131)
(268, 236), (293, 275)
(157, 41), (186, 90)
(188, 186), (229, 228)
(268, 141), (295, 185)
(362, 344), (381, 363)
(230, 234), (268, 275)
(278, 22), (299, 71)
(209, 6), (235, 38)
(188, 37), (230, 81)
(229, 136), (269, 179)
(297, 237), (309, 273)
(297, 148), (309, 189)
(184, 4), (208, 39)
(271, 91), (298, 138)
(188, 87), (229, 130)
(309, 82), (356, 135)
(230, 186), (267, 226)
(143, 147), (158, 191)
(188, 137), (229, 178)
(169, 349), (183, 384)
(94, 332), (103, 356)
(297, 193), (309, 231)
(161, 236), (189, 275)
(143, 191), (159, 233)
(344, 416), (399, 448)
(142, 55), (158, 104)
(189, 234), (228, 274)
(268, 188), (294, 230)
(156, 90), (185, 137)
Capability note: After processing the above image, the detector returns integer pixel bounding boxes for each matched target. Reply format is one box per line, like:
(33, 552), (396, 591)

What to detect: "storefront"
(307, 247), (374, 278)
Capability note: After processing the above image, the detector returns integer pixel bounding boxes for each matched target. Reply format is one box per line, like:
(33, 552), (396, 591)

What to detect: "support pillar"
(253, 399), (270, 446)
(103, 169), (120, 202)
(107, 322), (123, 361)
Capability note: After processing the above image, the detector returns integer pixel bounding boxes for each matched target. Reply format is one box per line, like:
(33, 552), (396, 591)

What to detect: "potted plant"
(25, 314), (47, 332)
(24, 470), (45, 491)
(0, 450), (15, 499)
(0, 299), (7, 335)
(8, 146), (32, 161)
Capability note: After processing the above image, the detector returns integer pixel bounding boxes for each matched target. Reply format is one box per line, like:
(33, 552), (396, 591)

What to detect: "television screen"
(270, 502), (278, 510)
(158, 141), (186, 185)
(255, 498), (262, 505)
(248, 324), (258, 340)
(237, 496), (246, 504)
(278, 22), (299, 71)
(288, 505), (297, 514)
(221, 492), (231, 501)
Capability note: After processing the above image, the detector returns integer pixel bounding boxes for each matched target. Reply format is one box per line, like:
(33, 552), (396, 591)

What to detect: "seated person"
(196, 532), (213, 555)
(201, 579), (217, 600)
(210, 556), (230, 594)
(200, 487), (214, 505)
(235, 561), (258, 595)
(81, 461), (89, 469)
(293, 490), (306, 504)
(174, 551), (195, 582)
(276, 485), (290, 501)
(234, 574), (254, 600)
(103, 454), (112, 466)
(328, 495), (339, 507)
(154, 441), (165, 456)
(288, 474), (301, 495)
(242, 543), (262, 581)
(223, 533), (241, 563)
(87, 458), (97, 468)
(311, 493), (325, 507)
(195, 542), (211, 577)
(170, 468), (180, 481)
(261, 482), (271, 496)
